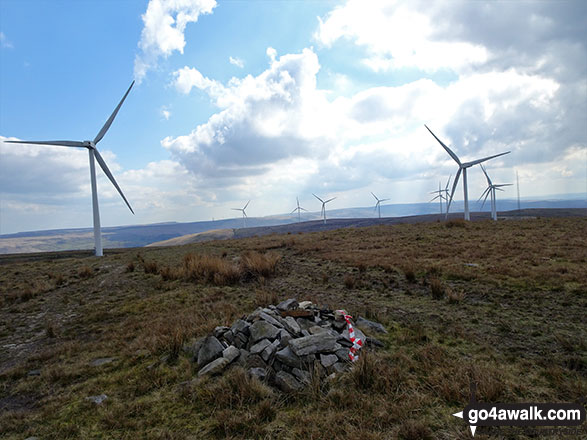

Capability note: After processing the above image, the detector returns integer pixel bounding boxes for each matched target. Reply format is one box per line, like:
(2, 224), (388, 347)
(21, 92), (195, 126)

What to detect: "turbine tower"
(6, 82), (135, 257)
(425, 125), (510, 220)
(231, 200), (250, 228)
(371, 192), (389, 219)
(478, 164), (512, 221)
(291, 197), (307, 222)
(313, 193), (336, 224)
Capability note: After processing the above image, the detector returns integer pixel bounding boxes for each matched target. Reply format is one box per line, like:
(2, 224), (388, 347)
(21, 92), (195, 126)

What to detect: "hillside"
(1, 215), (585, 439)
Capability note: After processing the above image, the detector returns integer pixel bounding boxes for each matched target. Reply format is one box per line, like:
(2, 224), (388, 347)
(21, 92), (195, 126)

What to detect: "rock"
(283, 316), (301, 335)
(298, 301), (312, 309)
(331, 362), (347, 373)
(86, 394), (108, 404)
(89, 357), (116, 367)
(332, 320), (347, 331)
(231, 319), (251, 335)
(214, 326), (230, 338)
(197, 336), (224, 367)
(292, 367), (311, 384)
(249, 367), (268, 381)
(250, 338), (271, 355)
(275, 370), (303, 392)
(278, 328), (292, 347)
(234, 332), (248, 349)
(301, 329), (310, 337)
(249, 320), (280, 343)
(341, 327), (366, 344)
(184, 337), (205, 361)
(244, 353), (267, 369)
(335, 348), (350, 362)
(296, 318), (314, 331)
(334, 310), (347, 321)
(222, 330), (235, 345)
(356, 316), (388, 334)
(261, 339), (280, 362)
(366, 336), (384, 347)
(275, 346), (303, 369)
(320, 353), (338, 368)
(198, 357), (230, 376)
(276, 298), (299, 311)
(259, 311), (283, 328)
(223, 345), (240, 363)
(288, 334), (337, 356)
(27, 369), (41, 376)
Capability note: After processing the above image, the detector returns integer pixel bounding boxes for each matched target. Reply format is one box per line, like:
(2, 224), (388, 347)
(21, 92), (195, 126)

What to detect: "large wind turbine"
(231, 200), (250, 228)
(425, 125), (510, 220)
(313, 193), (336, 224)
(371, 192), (389, 219)
(6, 82), (135, 257)
(291, 197), (307, 222)
(478, 164), (512, 221)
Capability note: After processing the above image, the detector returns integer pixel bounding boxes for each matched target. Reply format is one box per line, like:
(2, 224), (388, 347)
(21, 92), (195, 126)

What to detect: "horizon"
(1, 1), (586, 235)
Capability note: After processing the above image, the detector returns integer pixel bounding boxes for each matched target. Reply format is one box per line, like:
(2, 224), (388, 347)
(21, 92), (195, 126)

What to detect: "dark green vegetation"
(1, 217), (585, 439)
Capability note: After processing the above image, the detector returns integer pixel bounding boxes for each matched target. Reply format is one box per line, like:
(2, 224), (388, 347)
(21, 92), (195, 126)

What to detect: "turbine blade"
(464, 151), (510, 167)
(93, 81), (134, 144)
(480, 163), (492, 186)
(380, 198), (389, 202)
(93, 149), (134, 214)
(243, 212), (248, 218)
(480, 188), (491, 209)
(313, 193), (324, 203)
(325, 197), (336, 203)
(371, 192), (379, 201)
(429, 195), (440, 202)
(494, 183), (512, 187)
(445, 174), (452, 191)
(5, 140), (85, 148)
(244, 200), (250, 210)
(446, 167), (462, 215)
(478, 186), (490, 204)
(231, 208), (241, 211)
(300, 207), (308, 211)
(424, 125), (461, 165)
(291, 208), (298, 214)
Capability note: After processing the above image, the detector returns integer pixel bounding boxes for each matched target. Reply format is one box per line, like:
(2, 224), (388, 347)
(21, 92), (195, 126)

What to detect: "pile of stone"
(188, 298), (387, 392)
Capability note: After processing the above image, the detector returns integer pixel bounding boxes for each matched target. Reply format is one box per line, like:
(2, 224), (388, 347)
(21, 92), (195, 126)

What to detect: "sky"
(0, 0), (586, 234)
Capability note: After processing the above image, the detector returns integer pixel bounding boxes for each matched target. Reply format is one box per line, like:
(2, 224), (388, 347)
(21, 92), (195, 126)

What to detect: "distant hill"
(1, 196), (585, 254)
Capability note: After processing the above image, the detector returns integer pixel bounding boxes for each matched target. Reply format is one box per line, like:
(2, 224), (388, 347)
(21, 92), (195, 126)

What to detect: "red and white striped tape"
(336, 310), (363, 362)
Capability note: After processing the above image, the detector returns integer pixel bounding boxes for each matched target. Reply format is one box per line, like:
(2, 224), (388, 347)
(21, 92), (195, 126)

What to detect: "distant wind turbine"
(478, 164), (512, 221)
(313, 193), (336, 224)
(425, 125), (510, 220)
(371, 192), (389, 219)
(6, 81), (135, 257)
(291, 197), (307, 222)
(231, 200), (250, 228)
(429, 181), (446, 215)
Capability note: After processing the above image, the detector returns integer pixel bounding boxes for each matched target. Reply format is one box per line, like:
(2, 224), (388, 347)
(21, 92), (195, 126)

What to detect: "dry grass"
(0, 216), (585, 439)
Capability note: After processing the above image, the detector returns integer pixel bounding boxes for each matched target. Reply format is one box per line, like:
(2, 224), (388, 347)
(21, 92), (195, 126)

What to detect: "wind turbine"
(371, 192), (389, 219)
(313, 193), (336, 224)
(429, 181), (446, 215)
(6, 82), (135, 257)
(478, 164), (512, 221)
(231, 200), (250, 228)
(291, 197), (307, 222)
(425, 125), (510, 220)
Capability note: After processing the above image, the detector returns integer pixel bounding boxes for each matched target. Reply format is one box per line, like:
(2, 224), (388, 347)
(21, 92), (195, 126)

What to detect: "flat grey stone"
(249, 320), (280, 343)
(89, 357), (116, 367)
(356, 316), (388, 334)
(197, 336), (224, 367)
(222, 330), (234, 344)
(222, 345), (240, 363)
(213, 326), (230, 338)
(278, 329), (292, 347)
(86, 394), (108, 404)
(340, 327), (366, 344)
(366, 336), (384, 347)
(231, 319), (251, 335)
(198, 357), (229, 376)
(259, 311), (283, 328)
(288, 334), (337, 356)
(275, 370), (303, 392)
(249, 367), (268, 381)
(183, 337), (205, 360)
(283, 316), (301, 335)
(250, 338), (271, 355)
(261, 339), (280, 362)
(234, 331), (248, 348)
(298, 301), (312, 309)
(275, 346), (302, 369)
(292, 367), (311, 384)
(27, 369), (41, 376)
(320, 353), (338, 368)
(276, 298), (299, 311)
(301, 330), (310, 337)
(332, 362), (347, 373)
(335, 348), (350, 362)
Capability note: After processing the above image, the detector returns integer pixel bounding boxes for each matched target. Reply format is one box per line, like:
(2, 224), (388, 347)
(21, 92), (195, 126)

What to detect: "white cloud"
(315, 0), (488, 73)
(134, 0), (217, 82)
(0, 32), (14, 49)
(229, 56), (244, 68)
(160, 106), (171, 120)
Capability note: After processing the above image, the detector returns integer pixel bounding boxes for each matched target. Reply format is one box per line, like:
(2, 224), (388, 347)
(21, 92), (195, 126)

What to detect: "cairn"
(188, 299), (387, 392)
